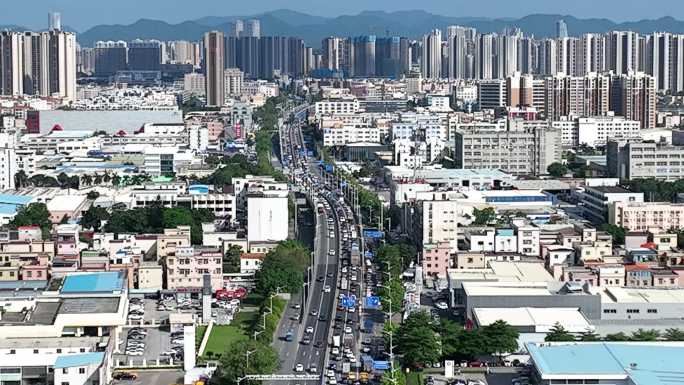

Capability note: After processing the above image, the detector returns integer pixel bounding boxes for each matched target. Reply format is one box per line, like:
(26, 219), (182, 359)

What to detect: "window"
(603, 309), (617, 314)
(56, 348), (62, 353)
(647, 309), (658, 313)
(627, 309), (640, 314)
(62, 382), (70, 385)
(33, 349), (39, 354)
(62, 368), (69, 374)
(79, 368), (86, 374)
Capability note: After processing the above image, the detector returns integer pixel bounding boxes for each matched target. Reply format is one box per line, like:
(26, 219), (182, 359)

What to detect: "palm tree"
(94, 174), (103, 185)
(103, 172), (111, 183)
(81, 174), (93, 187)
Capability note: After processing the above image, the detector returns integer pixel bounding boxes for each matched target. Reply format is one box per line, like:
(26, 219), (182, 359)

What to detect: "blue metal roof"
(527, 342), (684, 385)
(0, 194), (32, 206)
(54, 352), (104, 369)
(0, 204), (20, 215)
(61, 272), (125, 293)
(496, 229), (515, 236)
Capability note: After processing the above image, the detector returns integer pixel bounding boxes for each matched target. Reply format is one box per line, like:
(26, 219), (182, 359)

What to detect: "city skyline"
(2, 0), (684, 31)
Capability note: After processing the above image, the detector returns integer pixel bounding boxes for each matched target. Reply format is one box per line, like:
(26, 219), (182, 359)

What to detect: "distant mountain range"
(6, 10), (684, 47)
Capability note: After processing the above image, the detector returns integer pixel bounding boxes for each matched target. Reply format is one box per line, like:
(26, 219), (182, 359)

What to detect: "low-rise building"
(137, 261), (163, 290)
(581, 186), (644, 224)
(46, 195), (89, 223)
(527, 342), (684, 385)
(422, 242), (452, 278)
(240, 253), (264, 274)
(165, 246), (223, 291)
(131, 183), (236, 220)
(609, 201), (684, 232)
(552, 116), (641, 148)
(607, 138), (684, 181)
(453, 122), (561, 176)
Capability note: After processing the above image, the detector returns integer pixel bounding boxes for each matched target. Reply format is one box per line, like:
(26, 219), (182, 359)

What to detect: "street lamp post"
(245, 349), (256, 371)
(270, 286), (284, 313)
(380, 261), (398, 385)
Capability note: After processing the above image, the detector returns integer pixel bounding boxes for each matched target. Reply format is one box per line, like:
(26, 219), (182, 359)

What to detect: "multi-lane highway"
(273, 100), (365, 384)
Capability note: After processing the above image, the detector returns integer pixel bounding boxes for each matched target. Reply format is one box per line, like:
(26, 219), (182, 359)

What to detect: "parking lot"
(111, 369), (184, 385)
(116, 295), (202, 364)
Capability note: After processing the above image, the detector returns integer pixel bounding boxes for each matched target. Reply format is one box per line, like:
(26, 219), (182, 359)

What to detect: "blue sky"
(3, 0), (682, 30)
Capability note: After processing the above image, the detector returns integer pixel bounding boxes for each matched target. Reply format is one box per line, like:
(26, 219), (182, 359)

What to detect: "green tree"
(57, 172), (70, 188)
(80, 206), (110, 232)
(248, 240), (311, 295)
(378, 278), (405, 313)
(396, 311), (441, 368)
(224, 245), (243, 274)
(217, 339), (279, 385)
(664, 328), (684, 341)
(86, 190), (100, 200)
(545, 323), (575, 342)
(600, 224), (626, 245)
(29, 174), (59, 187)
(439, 319), (466, 359)
(205, 155), (222, 165)
(604, 332), (630, 341)
(14, 170), (29, 188)
(579, 329), (601, 341)
(9, 203), (52, 239)
(480, 320), (519, 356)
(381, 363), (406, 385)
(81, 174), (93, 187)
(105, 208), (150, 234)
(472, 207), (496, 225)
(630, 329), (660, 341)
(547, 162), (569, 177)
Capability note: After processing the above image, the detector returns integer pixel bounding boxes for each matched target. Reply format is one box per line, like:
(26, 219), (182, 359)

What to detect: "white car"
(344, 326), (352, 334)
(295, 364), (304, 372)
(435, 301), (449, 310)
(347, 355), (357, 363)
(327, 370), (335, 378)
(306, 326), (315, 334)
(347, 307), (356, 313)
(323, 285), (331, 293)
(126, 350), (144, 356)
(128, 314), (144, 321)
(331, 347), (339, 355)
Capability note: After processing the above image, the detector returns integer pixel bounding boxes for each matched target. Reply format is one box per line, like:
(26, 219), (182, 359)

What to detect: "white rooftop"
(474, 307), (593, 333)
(46, 195), (87, 212)
(597, 286), (684, 304)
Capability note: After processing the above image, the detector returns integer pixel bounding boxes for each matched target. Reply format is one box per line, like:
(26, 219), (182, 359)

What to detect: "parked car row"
(128, 298), (145, 321)
(124, 328), (147, 356)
